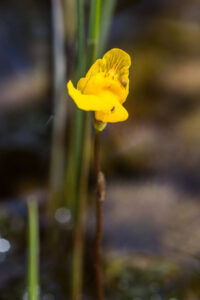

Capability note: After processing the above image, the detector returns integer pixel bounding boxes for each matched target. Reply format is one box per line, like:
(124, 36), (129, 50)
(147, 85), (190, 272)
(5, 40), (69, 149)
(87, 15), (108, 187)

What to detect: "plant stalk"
(71, 0), (85, 299)
(98, 0), (117, 57)
(94, 129), (105, 300)
(70, 0), (103, 298)
(28, 197), (39, 300)
(48, 0), (67, 215)
(88, 0), (102, 65)
(88, 2), (104, 299)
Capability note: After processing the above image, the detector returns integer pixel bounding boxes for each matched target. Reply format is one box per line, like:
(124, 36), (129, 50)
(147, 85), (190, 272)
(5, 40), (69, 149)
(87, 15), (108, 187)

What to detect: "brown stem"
(94, 129), (105, 300)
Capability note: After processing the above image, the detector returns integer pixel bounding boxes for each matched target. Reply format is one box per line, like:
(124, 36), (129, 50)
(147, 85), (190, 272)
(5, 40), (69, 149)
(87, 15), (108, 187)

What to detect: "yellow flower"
(67, 48), (131, 123)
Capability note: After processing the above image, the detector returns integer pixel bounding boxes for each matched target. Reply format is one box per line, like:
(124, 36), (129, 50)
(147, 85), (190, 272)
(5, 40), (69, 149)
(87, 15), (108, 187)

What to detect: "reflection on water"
(54, 207), (71, 225)
(0, 238), (11, 253)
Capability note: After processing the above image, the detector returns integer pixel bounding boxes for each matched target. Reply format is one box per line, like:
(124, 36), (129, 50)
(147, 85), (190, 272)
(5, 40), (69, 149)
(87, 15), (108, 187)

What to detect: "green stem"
(98, 0), (117, 57)
(48, 0), (67, 215)
(71, 0), (103, 299)
(66, 0), (85, 211)
(88, 0), (102, 65)
(71, 0), (85, 299)
(28, 197), (39, 300)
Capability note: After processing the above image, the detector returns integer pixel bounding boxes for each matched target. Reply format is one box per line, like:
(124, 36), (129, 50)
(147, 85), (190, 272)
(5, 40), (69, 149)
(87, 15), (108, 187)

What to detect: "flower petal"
(76, 49), (131, 104)
(85, 59), (104, 80)
(67, 80), (117, 111)
(103, 48), (131, 80)
(78, 72), (128, 105)
(103, 49), (131, 104)
(95, 101), (129, 123)
(76, 60), (104, 93)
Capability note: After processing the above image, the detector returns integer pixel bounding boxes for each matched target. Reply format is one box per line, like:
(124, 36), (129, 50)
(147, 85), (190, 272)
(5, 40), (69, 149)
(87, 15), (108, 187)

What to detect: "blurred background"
(0, 0), (200, 299)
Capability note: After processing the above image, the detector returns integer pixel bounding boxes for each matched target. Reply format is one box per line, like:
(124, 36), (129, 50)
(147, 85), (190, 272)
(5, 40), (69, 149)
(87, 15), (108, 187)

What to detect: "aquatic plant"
(67, 48), (131, 300)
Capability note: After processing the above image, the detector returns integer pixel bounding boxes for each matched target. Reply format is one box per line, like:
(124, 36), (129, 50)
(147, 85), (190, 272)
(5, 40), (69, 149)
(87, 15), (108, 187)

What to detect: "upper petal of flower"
(102, 48), (131, 103)
(102, 48), (131, 80)
(77, 59), (105, 92)
(85, 59), (104, 81)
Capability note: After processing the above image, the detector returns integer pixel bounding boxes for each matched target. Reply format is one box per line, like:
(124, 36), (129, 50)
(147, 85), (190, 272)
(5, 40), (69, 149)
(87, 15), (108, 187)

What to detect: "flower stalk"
(94, 128), (106, 300)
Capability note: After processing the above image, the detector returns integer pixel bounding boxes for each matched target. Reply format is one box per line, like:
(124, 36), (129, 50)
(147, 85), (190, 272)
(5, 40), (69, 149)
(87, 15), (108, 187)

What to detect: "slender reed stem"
(28, 197), (39, 300)
(48, 0), (66, 214)
(94, 129), (105, 300)
(88, 0), (102, 65)
(70, 1), (103, 298)
(71, 0), (85, 299)
(98, 0), (117, 57)
(71, 1), (103, 298)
